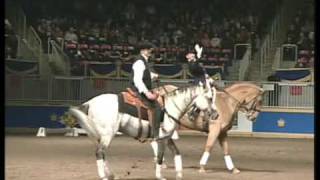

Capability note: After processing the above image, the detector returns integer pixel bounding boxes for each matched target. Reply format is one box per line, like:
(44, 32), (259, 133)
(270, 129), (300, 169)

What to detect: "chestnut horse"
(153, 82), (264, 174)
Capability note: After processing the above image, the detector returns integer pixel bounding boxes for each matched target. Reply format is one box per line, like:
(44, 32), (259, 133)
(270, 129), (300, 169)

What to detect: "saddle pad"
(122, 91), (148, 109)
(118, 93), (149, 120)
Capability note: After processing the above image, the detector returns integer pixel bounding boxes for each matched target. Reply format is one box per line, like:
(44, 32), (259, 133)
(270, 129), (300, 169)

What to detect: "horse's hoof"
(161, 163), (168, 169)
(156, 177), (167, 180)
(107, 173), (116, 180)
(198, 167), (206, 173)
(232, 168), (240, 174)
(176, 172), (183, 180)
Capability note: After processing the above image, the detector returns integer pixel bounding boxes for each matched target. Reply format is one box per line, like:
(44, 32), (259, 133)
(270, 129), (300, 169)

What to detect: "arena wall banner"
(120, 63), (133, 77)
(253, 109), (314, 134)
(5, 60), (38, 75)
(5, 105), (68, 128)
(152, 64), (183, 79)
(89, 63), (117, 77)
(274, 69), (312, 82)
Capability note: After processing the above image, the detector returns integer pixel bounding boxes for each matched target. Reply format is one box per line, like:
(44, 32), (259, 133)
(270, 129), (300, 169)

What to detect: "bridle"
(221, 88), (264, 120)
(240, 93), (263, 113)
(158, 83), (213, 126)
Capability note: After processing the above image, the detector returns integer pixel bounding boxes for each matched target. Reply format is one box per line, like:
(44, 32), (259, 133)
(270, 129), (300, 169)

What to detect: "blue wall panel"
(253, 112), (314, 134)
(6, 106), (314, 134)
(5, 106), (68, 128)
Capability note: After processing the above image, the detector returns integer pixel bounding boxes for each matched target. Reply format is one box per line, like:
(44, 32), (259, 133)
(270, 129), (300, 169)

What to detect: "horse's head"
(238, 86), (264, 122)
(192, 81), (216, 118)
(225, 83), (264, 122)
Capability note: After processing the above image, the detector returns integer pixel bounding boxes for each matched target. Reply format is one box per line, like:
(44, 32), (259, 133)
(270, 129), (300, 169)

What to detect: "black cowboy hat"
(137, 42), (155, 51)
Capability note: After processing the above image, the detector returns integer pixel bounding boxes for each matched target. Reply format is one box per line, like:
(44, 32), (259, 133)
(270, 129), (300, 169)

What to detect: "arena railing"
(49, 40), (71, 76)
(272, 47), (281, 70)
(235, 44), (251, 80)
(5, 75), (314, 110)
(26, 27), (42, 61)
(16, 36), (38, 60)
(5, 2), (27, 39)
(257, 0), (297, 79)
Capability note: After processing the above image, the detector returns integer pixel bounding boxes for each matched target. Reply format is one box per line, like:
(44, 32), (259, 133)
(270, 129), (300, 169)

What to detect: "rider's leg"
(152, 102), (162, 139)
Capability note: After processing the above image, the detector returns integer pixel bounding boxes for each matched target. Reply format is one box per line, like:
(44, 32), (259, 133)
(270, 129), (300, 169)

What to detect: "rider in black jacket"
(186, 44), (218, 121)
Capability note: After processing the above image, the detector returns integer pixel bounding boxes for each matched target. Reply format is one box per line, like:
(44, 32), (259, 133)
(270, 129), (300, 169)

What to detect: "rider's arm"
(132, 60), (149, 94)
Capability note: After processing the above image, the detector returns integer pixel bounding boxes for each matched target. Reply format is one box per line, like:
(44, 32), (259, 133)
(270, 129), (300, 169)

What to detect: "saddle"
(120, 88), (164, 141)
(121, 88), (164, 121)
(122, 88), (148, 109)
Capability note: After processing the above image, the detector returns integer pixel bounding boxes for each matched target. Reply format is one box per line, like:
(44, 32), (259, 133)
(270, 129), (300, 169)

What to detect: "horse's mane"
(224, 82), (263, 92)
(164, 85), (199, 98)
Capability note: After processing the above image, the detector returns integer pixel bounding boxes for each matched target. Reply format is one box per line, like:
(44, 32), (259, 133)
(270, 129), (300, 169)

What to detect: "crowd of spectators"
(21, 0), (279, 75)
(282, 3), (314, 68)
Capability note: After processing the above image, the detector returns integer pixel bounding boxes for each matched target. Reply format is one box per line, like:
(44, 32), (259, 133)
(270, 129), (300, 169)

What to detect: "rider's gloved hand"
(145, 91), (158, 100)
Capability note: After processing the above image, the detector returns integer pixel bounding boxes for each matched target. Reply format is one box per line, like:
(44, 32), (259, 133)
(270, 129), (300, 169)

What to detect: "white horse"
(69, 83), (215, 180)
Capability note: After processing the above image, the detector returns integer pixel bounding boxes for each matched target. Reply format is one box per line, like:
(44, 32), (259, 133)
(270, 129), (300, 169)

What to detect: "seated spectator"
(128, 32), (138, 46)
(64, 27), (78, 43)
(239, 26), (250, 43)
(52, 26), (64, 44)
(159, 33), (170, 47)
(210, 33), (221, 48)
(287, 23), (299, 42)
(284, 36), (294, 45)
(294, 62), (307, 68)
(308, 57), (314, 68)
(221, 32), (234, 49)
(297, 32), (311, 50)
(201, 33), (211, 47)
(295, 56), (309, 68)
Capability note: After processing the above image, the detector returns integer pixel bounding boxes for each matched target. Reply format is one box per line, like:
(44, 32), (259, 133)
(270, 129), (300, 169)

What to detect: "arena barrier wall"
(5, 105), (67, 128)
(252, 108), (314, 134)
(5, 76), (314, 136)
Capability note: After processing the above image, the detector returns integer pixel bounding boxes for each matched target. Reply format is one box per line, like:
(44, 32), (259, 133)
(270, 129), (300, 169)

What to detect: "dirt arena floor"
(5, 134), (314, 180)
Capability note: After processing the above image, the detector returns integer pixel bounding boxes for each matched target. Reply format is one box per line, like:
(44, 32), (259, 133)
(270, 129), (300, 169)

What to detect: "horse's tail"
(69, 105), (100, 140)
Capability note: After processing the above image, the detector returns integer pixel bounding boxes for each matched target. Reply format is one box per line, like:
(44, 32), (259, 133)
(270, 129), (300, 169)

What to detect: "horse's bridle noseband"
(240, 93), (262, 112)
(160, 85), (213, 126)
(221, 88), (263, 120)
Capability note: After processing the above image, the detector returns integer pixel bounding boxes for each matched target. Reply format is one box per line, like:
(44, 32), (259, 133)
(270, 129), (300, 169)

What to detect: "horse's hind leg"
(218, 132), (240, 174)
(96, 136), (115, 180)
(167, 138), (183, 180)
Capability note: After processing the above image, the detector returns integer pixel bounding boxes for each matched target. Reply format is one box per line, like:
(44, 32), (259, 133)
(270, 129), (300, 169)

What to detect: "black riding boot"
(152, 106), (162, 140)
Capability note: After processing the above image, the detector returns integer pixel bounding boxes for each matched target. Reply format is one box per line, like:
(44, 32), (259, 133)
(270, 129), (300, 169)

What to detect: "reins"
(156, 82), (208, 129)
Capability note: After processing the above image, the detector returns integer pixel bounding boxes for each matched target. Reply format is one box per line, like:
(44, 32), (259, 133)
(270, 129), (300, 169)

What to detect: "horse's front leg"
(150, 130), (179, 169)
(199, 122), (221, 173)
(167, 138), (183, 180)
(151, 140), (167, 168)
(218, 132), (240, 174)
(155, 139), (167, 180)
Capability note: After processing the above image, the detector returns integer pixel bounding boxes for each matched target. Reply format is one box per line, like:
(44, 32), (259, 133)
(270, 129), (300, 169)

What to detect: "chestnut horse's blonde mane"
(224, 82), (263, 93)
